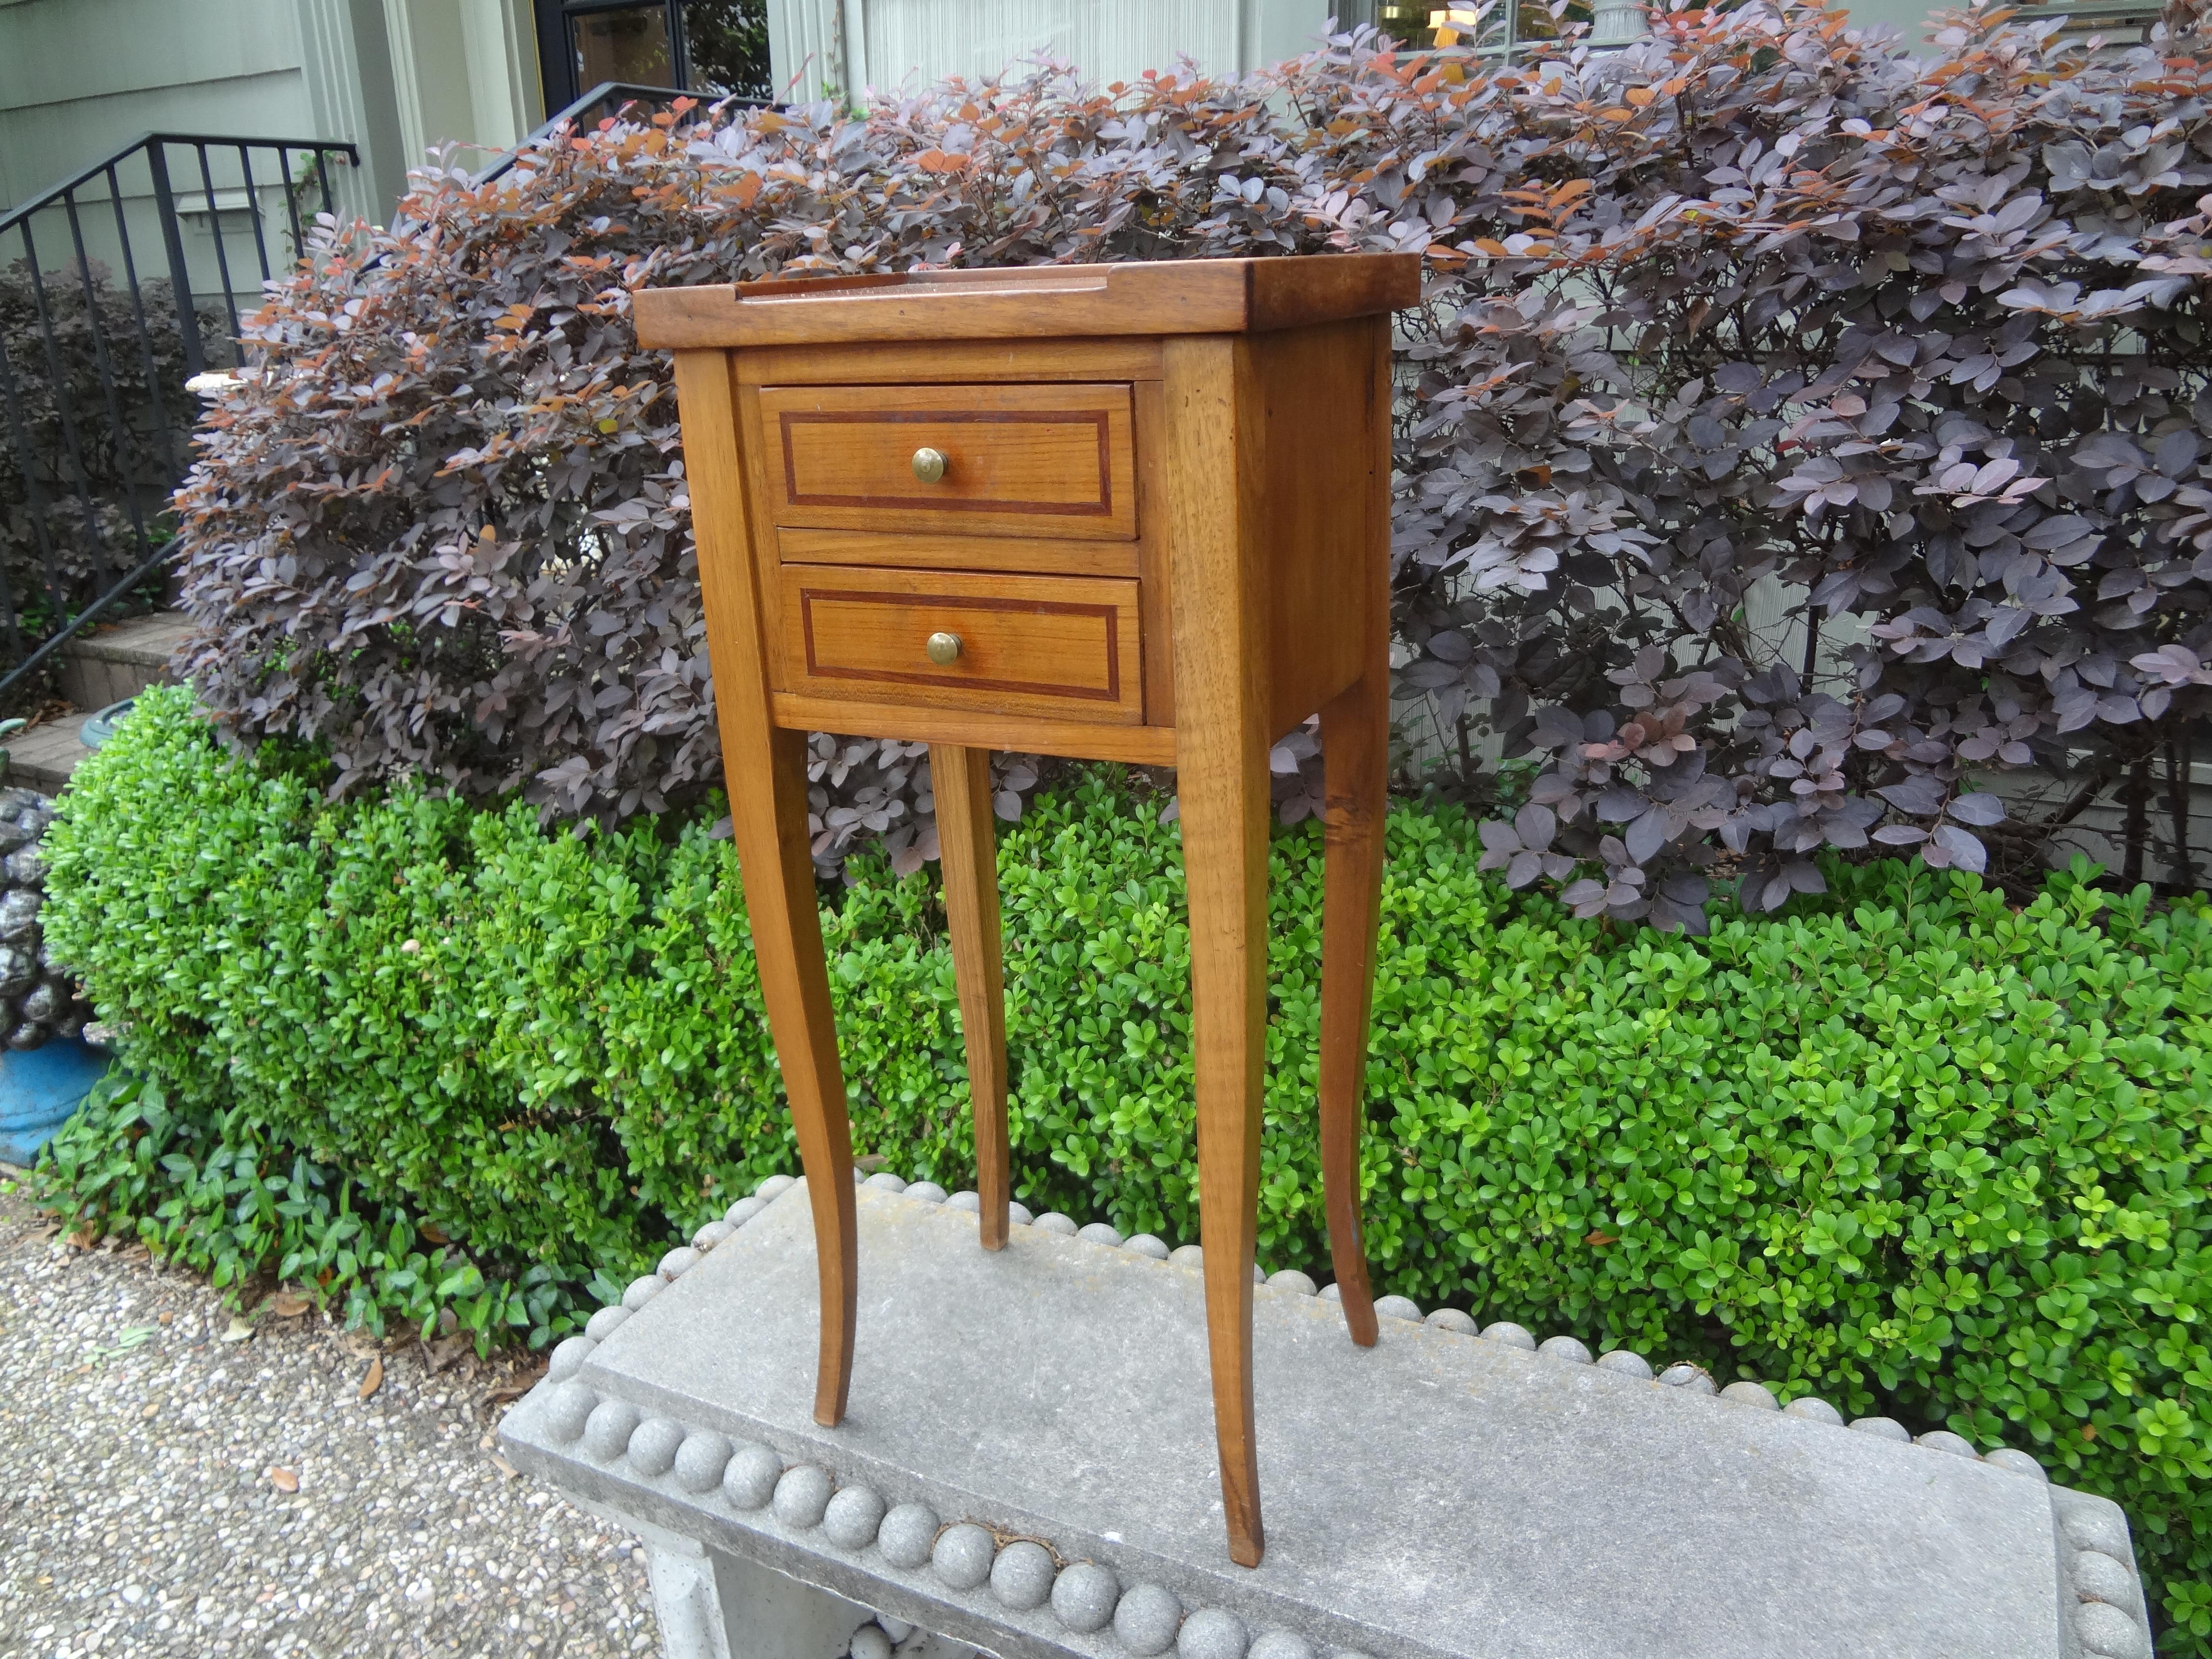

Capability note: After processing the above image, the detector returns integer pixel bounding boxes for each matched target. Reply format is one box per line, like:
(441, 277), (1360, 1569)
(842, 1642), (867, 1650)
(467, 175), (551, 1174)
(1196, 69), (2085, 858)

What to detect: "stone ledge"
(503, 1178), (2152, 1659)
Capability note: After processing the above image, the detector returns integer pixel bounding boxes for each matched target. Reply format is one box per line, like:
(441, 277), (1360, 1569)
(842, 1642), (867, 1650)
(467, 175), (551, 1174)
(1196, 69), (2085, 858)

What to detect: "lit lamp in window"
(1428, 4), (1485, 43)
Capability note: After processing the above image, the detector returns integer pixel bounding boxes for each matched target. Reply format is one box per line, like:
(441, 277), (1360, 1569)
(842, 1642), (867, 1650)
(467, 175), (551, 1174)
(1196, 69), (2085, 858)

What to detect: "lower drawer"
(776, 565), (1144, 724)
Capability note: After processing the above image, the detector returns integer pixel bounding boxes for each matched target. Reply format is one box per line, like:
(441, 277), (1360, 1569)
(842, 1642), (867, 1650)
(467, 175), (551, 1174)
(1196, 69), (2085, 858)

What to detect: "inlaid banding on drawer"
(775, 565), (1143, 724)
(805, 589), (1121, 699)
(781, 410), (1111, 516)
(757, 383), (1137, 541)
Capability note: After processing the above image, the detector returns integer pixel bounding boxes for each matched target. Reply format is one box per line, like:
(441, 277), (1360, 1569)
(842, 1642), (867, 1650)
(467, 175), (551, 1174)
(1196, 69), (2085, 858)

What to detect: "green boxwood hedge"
(32, 687), (2212, 1647)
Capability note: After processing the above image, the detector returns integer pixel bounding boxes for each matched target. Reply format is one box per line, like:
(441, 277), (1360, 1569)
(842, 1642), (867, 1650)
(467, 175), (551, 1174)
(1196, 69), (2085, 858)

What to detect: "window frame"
(533, 0), (696, 116)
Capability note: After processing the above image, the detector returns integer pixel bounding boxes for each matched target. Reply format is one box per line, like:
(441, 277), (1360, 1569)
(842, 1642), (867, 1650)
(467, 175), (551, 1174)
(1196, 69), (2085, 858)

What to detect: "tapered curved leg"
(1177, 727), (1270, 1569)
(931, 744), (1010, 1250)
(1318, 669), (1387, 1348)
(673, 347), (855, 1429)
(1317, 309), (1396, 1350)
(1164, 334), (1269, 1569)
(726, 725), (859, 1426)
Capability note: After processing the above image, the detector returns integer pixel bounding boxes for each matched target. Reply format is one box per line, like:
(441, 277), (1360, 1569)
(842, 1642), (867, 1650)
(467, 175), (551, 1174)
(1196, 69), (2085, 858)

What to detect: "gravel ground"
(0, 1181), (658, 1658)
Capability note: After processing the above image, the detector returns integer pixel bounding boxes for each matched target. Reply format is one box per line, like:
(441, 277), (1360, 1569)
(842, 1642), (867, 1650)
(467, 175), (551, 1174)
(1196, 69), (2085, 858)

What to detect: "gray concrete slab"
(503, 1180), (2152, 1659)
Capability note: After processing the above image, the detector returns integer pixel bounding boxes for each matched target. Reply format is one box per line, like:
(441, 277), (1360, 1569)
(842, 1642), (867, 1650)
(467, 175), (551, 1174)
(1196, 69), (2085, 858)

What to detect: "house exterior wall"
(0, 0), (320, 210)
(1839, 0), (1948, 48)
(0, 0), (397, 330)
(382, 0), (542, 172)
(2, 0), (1972, 239)
(769, 0), (1335, 104)
(0, 0), (536, 235)
(297, 0), (414, 224)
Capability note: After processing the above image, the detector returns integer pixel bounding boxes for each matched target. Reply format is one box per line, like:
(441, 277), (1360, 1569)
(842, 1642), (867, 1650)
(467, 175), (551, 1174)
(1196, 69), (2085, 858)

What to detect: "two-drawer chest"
(634, 255), (1419, 1567)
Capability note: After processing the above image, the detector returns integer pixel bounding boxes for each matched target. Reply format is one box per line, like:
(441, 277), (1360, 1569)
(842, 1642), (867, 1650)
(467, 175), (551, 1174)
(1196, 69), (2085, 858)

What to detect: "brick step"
(54, 610), (194, 712)
(6, 611), (192, 794)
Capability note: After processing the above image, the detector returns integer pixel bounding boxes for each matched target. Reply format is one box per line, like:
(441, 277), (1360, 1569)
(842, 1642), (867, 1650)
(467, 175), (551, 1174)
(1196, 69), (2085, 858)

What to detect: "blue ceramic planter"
(0, 1037), (110, 1166)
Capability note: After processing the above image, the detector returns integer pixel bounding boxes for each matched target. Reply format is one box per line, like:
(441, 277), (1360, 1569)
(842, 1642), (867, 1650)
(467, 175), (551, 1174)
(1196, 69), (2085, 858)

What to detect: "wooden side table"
(635, 255), (1418, 1567)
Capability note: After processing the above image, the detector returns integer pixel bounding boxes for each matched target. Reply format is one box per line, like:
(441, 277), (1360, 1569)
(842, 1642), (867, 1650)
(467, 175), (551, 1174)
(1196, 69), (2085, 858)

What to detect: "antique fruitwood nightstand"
(633, 255), (1418, 1567)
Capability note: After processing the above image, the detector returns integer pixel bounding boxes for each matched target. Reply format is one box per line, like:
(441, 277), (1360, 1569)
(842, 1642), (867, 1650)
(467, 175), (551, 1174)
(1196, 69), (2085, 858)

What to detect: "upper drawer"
(755, 383), (1137, 541)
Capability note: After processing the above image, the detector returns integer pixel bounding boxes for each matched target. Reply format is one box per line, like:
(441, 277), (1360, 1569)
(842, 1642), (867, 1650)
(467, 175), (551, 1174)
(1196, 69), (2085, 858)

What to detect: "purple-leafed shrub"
(171, 4), (2212, 907)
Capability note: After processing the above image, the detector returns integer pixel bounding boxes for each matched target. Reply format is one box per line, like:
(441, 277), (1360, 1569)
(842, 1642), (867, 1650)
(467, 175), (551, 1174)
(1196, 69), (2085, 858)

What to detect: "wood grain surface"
(1162, 333), (1271, 1569)
(776, 564), (1144, 724)
(1247, 319), (1382, 733)
(632, 254), (1420, 348)
(672, 349), (858, 1429)
(1311, 316), (1395, 1354)
(757, 382), (1137, 540)
(767, 693), (1177, 764)
(930, 745), (1010, 1251)
(1133, 379), (1178, 728)
(734, 337), (1164, 387)
(773, 526), (1141, 580)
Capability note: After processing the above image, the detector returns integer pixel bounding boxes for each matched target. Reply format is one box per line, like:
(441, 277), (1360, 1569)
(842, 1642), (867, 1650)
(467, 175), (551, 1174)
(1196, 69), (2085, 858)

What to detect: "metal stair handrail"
(0, 129), (357, 703)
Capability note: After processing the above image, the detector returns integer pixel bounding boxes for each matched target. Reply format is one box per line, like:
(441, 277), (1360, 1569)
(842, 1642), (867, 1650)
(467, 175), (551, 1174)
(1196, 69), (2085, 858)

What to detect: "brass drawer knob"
(925, 631), (962, 666)
(910, 446), (948, 484)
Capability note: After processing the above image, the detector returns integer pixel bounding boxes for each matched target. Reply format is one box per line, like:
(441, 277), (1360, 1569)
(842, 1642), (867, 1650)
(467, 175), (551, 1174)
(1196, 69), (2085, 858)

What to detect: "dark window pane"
(573, 5), (675, 89)
(681, 0), (771, 99)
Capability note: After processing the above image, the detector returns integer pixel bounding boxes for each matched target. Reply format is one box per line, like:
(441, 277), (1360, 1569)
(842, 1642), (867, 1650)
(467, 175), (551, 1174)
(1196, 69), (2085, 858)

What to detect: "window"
(534, 0), (770, 119)
(679, 0), (773, 98)
(1371, 0), (1598, 53)
(573, 5), (676, 88)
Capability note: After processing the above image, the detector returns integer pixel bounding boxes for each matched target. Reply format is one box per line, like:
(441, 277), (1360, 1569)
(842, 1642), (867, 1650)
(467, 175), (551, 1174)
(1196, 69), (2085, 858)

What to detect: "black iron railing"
(2013, 0), (2165, 42)
(0, 91), (759, 710)
(475, 81), (765, 185)
(0, 131), (358, 704)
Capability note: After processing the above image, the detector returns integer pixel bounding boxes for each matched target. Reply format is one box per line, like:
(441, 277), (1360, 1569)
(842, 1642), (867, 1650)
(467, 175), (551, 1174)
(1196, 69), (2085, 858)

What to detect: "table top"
(502, 1179), (2112, 1659)
(632, 254), (1421, 350)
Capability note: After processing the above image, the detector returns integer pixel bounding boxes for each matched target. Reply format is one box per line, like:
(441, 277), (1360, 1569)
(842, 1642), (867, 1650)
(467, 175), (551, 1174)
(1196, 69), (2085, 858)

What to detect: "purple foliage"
(171, 5), (2212, 911)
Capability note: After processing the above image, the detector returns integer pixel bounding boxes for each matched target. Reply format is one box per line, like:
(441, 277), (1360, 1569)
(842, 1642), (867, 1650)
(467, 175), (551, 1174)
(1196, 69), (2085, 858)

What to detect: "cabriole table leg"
(724, 724), (859, 1428)
(1178, 733), (1272, 1571)
(930, 743), (1011, 1251)
(675, 345), (861, 1431)
(1317, 667), (1387, 1348)
(1165, 333), (1270, 1569)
